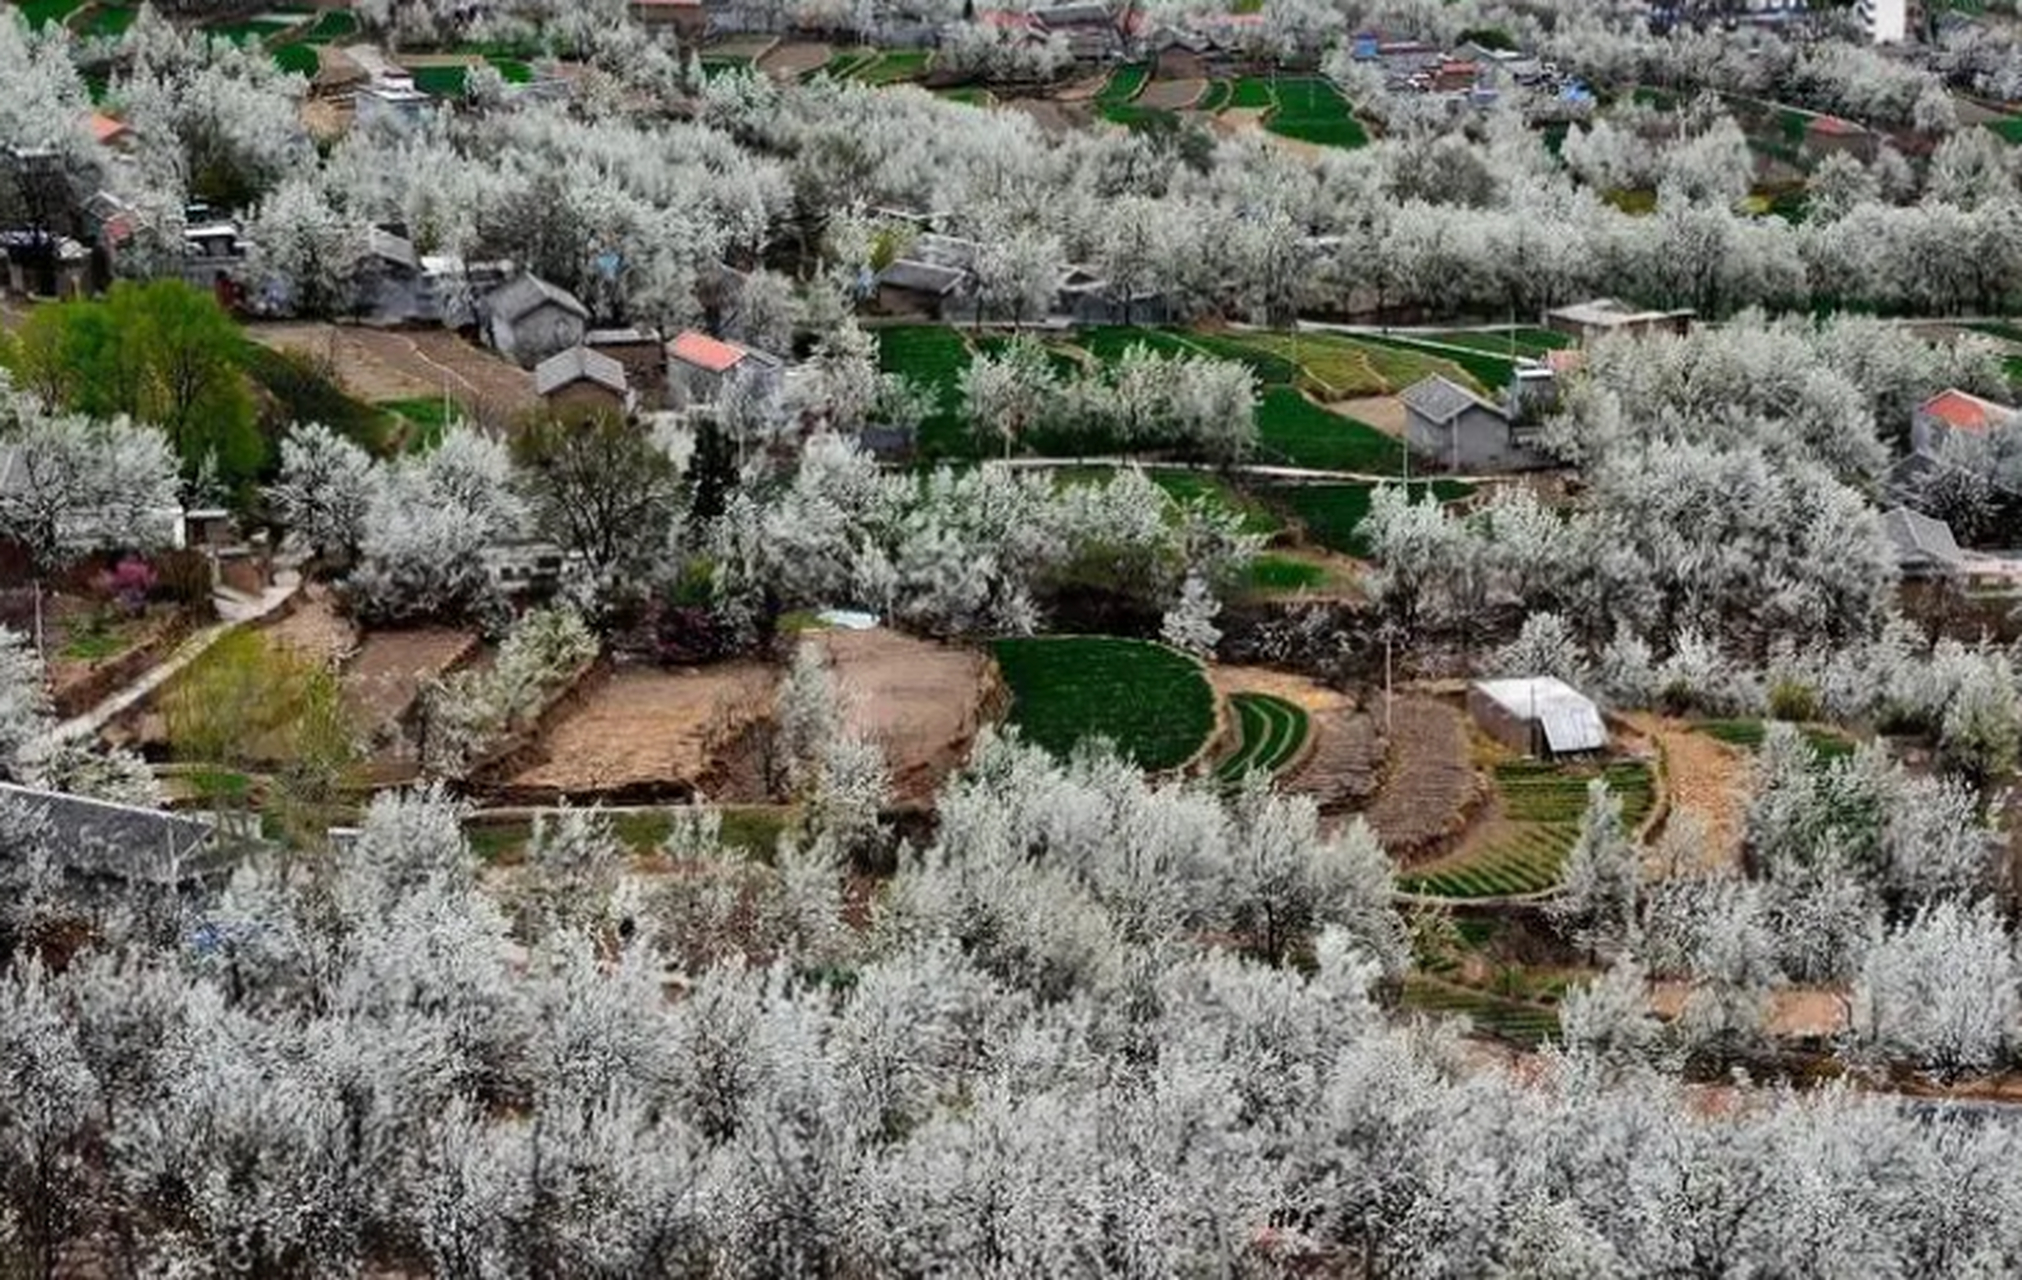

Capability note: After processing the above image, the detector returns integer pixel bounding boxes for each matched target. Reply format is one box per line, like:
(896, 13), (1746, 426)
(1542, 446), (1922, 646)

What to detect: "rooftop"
(877, 259), (970, 296)
(668, 329), (750, 374)
(0, 781), (226, 886)
(1918, 388), (2017, 435)
(487, 273), (589, 324)
(1400, 374), (1503, 424)
(1471, 677), (1607, 753)
(534, 345), (629, 397)
(1882, 505), (1966, 570)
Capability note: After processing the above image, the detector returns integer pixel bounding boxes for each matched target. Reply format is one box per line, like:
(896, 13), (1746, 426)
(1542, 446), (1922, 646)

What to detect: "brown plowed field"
(1362, 695), (1477, 859)
(246, 322), (537, 418)
(343, 628), (480, 739)
(508, 661), (777, 798)
(817, 628), (996, 804)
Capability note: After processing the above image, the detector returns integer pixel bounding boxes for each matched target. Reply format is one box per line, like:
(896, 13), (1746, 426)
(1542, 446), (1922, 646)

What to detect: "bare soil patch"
(759, 40), (831, 78)
(1155, 50), (1206, 80)
(343, 627), (479, 739)
(1211, 106), (1268, 138)
(1139, 78), (1205, 110)
(261, 585), (356, 669)
(508, 661), (777, 798)
(1006, 97), (1085, 134)
(245, 322), (537, 418)
(704, 35), (777, 59)
(1290, 708), (1385, 813)
(1362, 695), (1477, 859)
(1336, 394), (1406, 438)
(1650, 981), (1848, 1039)
(817, 627), (996, 804)
(1623, 712), (1748, 873)
(1210, 664), (1350, 714)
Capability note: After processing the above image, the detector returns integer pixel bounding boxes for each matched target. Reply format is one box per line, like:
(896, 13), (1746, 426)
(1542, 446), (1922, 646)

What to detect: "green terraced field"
(1256, 389), (1407, 472)
(991, 636), (1215, 771)
(1214, 693), (1310, 783)
(852, 49), (930, 84)
(1399, 761), (1655, 899)
(1402, 975), (1561, 1047)
(1351, 332), (1516, 395)
(1265, 77), (1367, 148)
(1262, 480), (1472, 557)
(1228, 77), (1276, 109)
(1698, 719), (1855, 764)
(1098, 63), (1149, 104)
(1423, 327), (1574, 357)
(875, 325), (969, 458)
(15, 0), (86, 26)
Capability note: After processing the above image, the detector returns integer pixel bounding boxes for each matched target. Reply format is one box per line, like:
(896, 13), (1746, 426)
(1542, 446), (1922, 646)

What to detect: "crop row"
(1214, 693), (1310, 783)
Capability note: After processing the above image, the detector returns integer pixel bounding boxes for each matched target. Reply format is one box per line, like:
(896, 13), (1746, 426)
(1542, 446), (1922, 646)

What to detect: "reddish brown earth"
(508, 661), (777, 797)
(1362, 695), (1477, 859)
(816, 627), (996, 804)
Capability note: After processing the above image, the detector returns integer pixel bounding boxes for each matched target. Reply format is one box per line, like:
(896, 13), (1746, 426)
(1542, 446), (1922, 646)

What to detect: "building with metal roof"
(1468, 677), (1607, 757)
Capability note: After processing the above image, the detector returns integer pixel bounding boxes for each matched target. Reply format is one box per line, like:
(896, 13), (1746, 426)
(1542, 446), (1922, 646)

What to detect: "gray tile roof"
(487, 273), (589, 324)
(877, 259), (970, 295)
(1883, 506), (1966, 570)
(0, 782), (225, 886)
(534, 345), (629, 397)
(1400, 374), (1501, 425)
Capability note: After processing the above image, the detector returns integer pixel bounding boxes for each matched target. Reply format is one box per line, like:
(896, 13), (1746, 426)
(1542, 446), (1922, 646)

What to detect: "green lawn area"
(1077, 326), (1210, 366)
(1227, 76), (1276, 109)
(489, 56), (533, 83)
(1265, 77), (1366, 148)
(1213, 692), (1309, 784)
(379, 397), (461, 452)
(1986, 117), (2022, 145)
(1697, 719), (1855, 764)
(272, 42), (319, 74)
(1098, 62), (1149, 104)
(74, 3), (135, 36)
(1196, 80), (1233, 112)
(937, 86), (994, 106)
(1239, 554), (1328, 593)
(15, 0), (86, 27)
(298, 7), (357, 41)
(409, 64), (470, 95)
(1263, 479), (1471, 556)
(1255, 388), (1405, 472)
(851, 49), (930, 84)
(819, 46), (879, 77)
(1423, 327), (1573, 358)
(990, 636), (1215, 771)
(1351, 332), (1512, 394)
(1399, 761), (1655, 899)
(875, 325), (969, 459)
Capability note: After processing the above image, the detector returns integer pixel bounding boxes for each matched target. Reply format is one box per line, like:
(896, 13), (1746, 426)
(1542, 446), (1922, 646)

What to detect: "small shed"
(534, 345), (631, 417)
(1468, 677), (1607, 758)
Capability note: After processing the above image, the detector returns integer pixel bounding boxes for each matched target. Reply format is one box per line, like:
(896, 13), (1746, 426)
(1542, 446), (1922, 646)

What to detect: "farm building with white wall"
(1467, 677), (1607, 758)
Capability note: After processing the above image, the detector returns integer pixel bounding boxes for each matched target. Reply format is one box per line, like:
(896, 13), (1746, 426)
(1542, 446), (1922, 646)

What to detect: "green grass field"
(380, 397), (460, 452)
(937, 86), (994, 106)
(1255, 388), (1405, 473)
(1402, 975), (1561, 1047)
(1227, 77), (1276, 109)
(1099, 63), (1149, 103)
(466, 807), (792, 863)
(1265, 77), (1367, 148)
(875, 325), (968, 458)
(1214, 693), (1310, 784)
(1423, 327), (1573, 358)
(1076, 326), (1206, 366)
(1986, 117), (2022, 145)
(991, 636), (1215, 771)
(1146, 470), (1283, 535)
(819, 46), (879, 78)
(299, 7), (357, 40)
(15, 0), (86, 26)
(1697, 719), (1855, 764)
(1351, 332), (1515, 394)
(851, 49), (930, 84)
(410, 64), (470, 95)
(1240, 554), (1327, 592)
(1263, 480), (1472, 556)
(272, 42), (319, 74)
(73, 3), (135, 36)
(1399, 761), (1654, 899)
(1196, 80), (1233, 112)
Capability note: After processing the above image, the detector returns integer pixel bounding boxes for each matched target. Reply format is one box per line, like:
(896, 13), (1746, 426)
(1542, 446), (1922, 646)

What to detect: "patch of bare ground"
(1155, 49), (1206, 80)
(1650, 981), (1849, 1039)
(1005, 97), (1085, 133)
(261, 584), (356, 668)
(343, 628), (480, 741)
(1210, 664), (1350, 713)
(1362, 695), (1477, 860)
(1335, 394), (1406, 438)
(244, 322), (537, 418)
(1139, 78), (1204, 110)
(705, 35), (778, 59)
(816, 627), (996, 805)
(1621, 712), (1748, 873)
(758, 40), (830, 79)
(1210, 106), (1268, 138)
(1290, 709), (1385, 813)
(507, 661), (777, 799)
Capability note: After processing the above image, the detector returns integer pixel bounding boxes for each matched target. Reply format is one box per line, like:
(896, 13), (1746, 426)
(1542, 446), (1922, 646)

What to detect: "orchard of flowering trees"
(11, 745), (2022, 1277)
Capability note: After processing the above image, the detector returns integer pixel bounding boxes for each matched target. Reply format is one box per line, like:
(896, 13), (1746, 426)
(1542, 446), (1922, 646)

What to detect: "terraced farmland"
(1400, 760), (1655, 900)
(991, 636), (1214, 771)
(1214, 693), (1310, 784)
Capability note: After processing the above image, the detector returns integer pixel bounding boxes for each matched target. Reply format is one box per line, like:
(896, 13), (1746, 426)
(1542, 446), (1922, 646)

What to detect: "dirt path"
(1363, 695), (1477, 860)
(1622, 713), (1748, 872)
(817, 628), (995, 804)
(509, 662), (776, 797)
